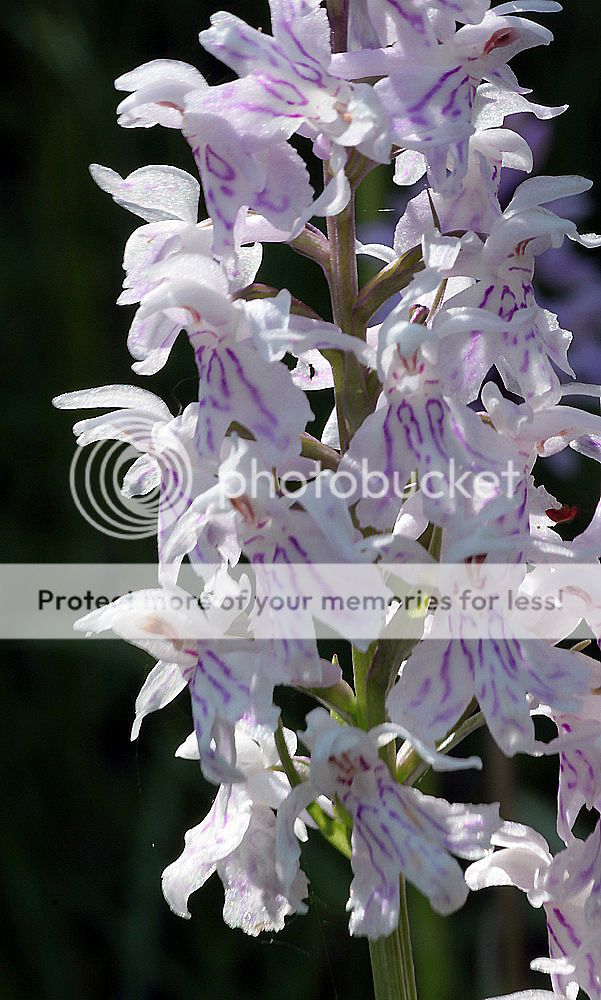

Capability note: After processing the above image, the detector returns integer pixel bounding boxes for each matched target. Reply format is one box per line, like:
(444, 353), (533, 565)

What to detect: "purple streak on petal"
(205, 145), (237, 182)
(291, 62), (324, 84)
(425, 398), (448, 460)
(255, 188), (291, 214)
(383, 0), (425, 33)
(408, 66), (466, 117)
(223, 348), (279, 442)
(478, 284), (495, 309)
(549, 906), (582, 950)
(256, 74), (310, 107)
(396, 399), (424, 460)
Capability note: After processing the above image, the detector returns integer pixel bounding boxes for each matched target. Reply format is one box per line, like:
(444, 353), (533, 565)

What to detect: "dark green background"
(1, 2), (600, 998)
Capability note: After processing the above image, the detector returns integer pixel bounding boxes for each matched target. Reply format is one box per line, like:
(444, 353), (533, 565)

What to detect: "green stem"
(354, 651), (420, 1000)
(275, 721), (352, 859)
(362, 638), (419, 732)
(233, 282), (325, 321)
(398, 710), (485, 786)
(326, 182), (358, 333)
(353, 244), (424, 328)
(300, 432), (340, 471)
(295, 676), (357, 724)
(323, 170), (372, 450)
(323, 0), (374, 451)
(289, 224), (332, 274)
(352, 643), (373, 729)
(228, 425), (340, 470)
(322, 9), (418, 995)
(369, 878), (418, 1000)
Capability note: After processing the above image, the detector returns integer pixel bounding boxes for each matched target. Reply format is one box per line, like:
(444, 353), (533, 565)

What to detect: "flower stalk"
(324, 161), (373, 449)
(369, 879), (418, 1000)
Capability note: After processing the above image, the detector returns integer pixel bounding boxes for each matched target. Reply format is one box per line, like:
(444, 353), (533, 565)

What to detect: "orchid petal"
(131, 660), (187, 739)
(90, 164), (200, 223)
(162, 784), (252, 917)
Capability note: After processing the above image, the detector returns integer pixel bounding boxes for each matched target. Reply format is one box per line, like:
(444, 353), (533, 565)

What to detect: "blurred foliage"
(1, 1), (600, 998)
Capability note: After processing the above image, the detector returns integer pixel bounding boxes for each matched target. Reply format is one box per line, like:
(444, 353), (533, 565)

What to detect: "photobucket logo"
(68, 416), (195, 540)
(223, 458), (521, 503)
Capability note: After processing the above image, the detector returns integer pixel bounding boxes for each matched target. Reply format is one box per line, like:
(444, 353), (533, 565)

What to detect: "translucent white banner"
(1, 563), (600, 643)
